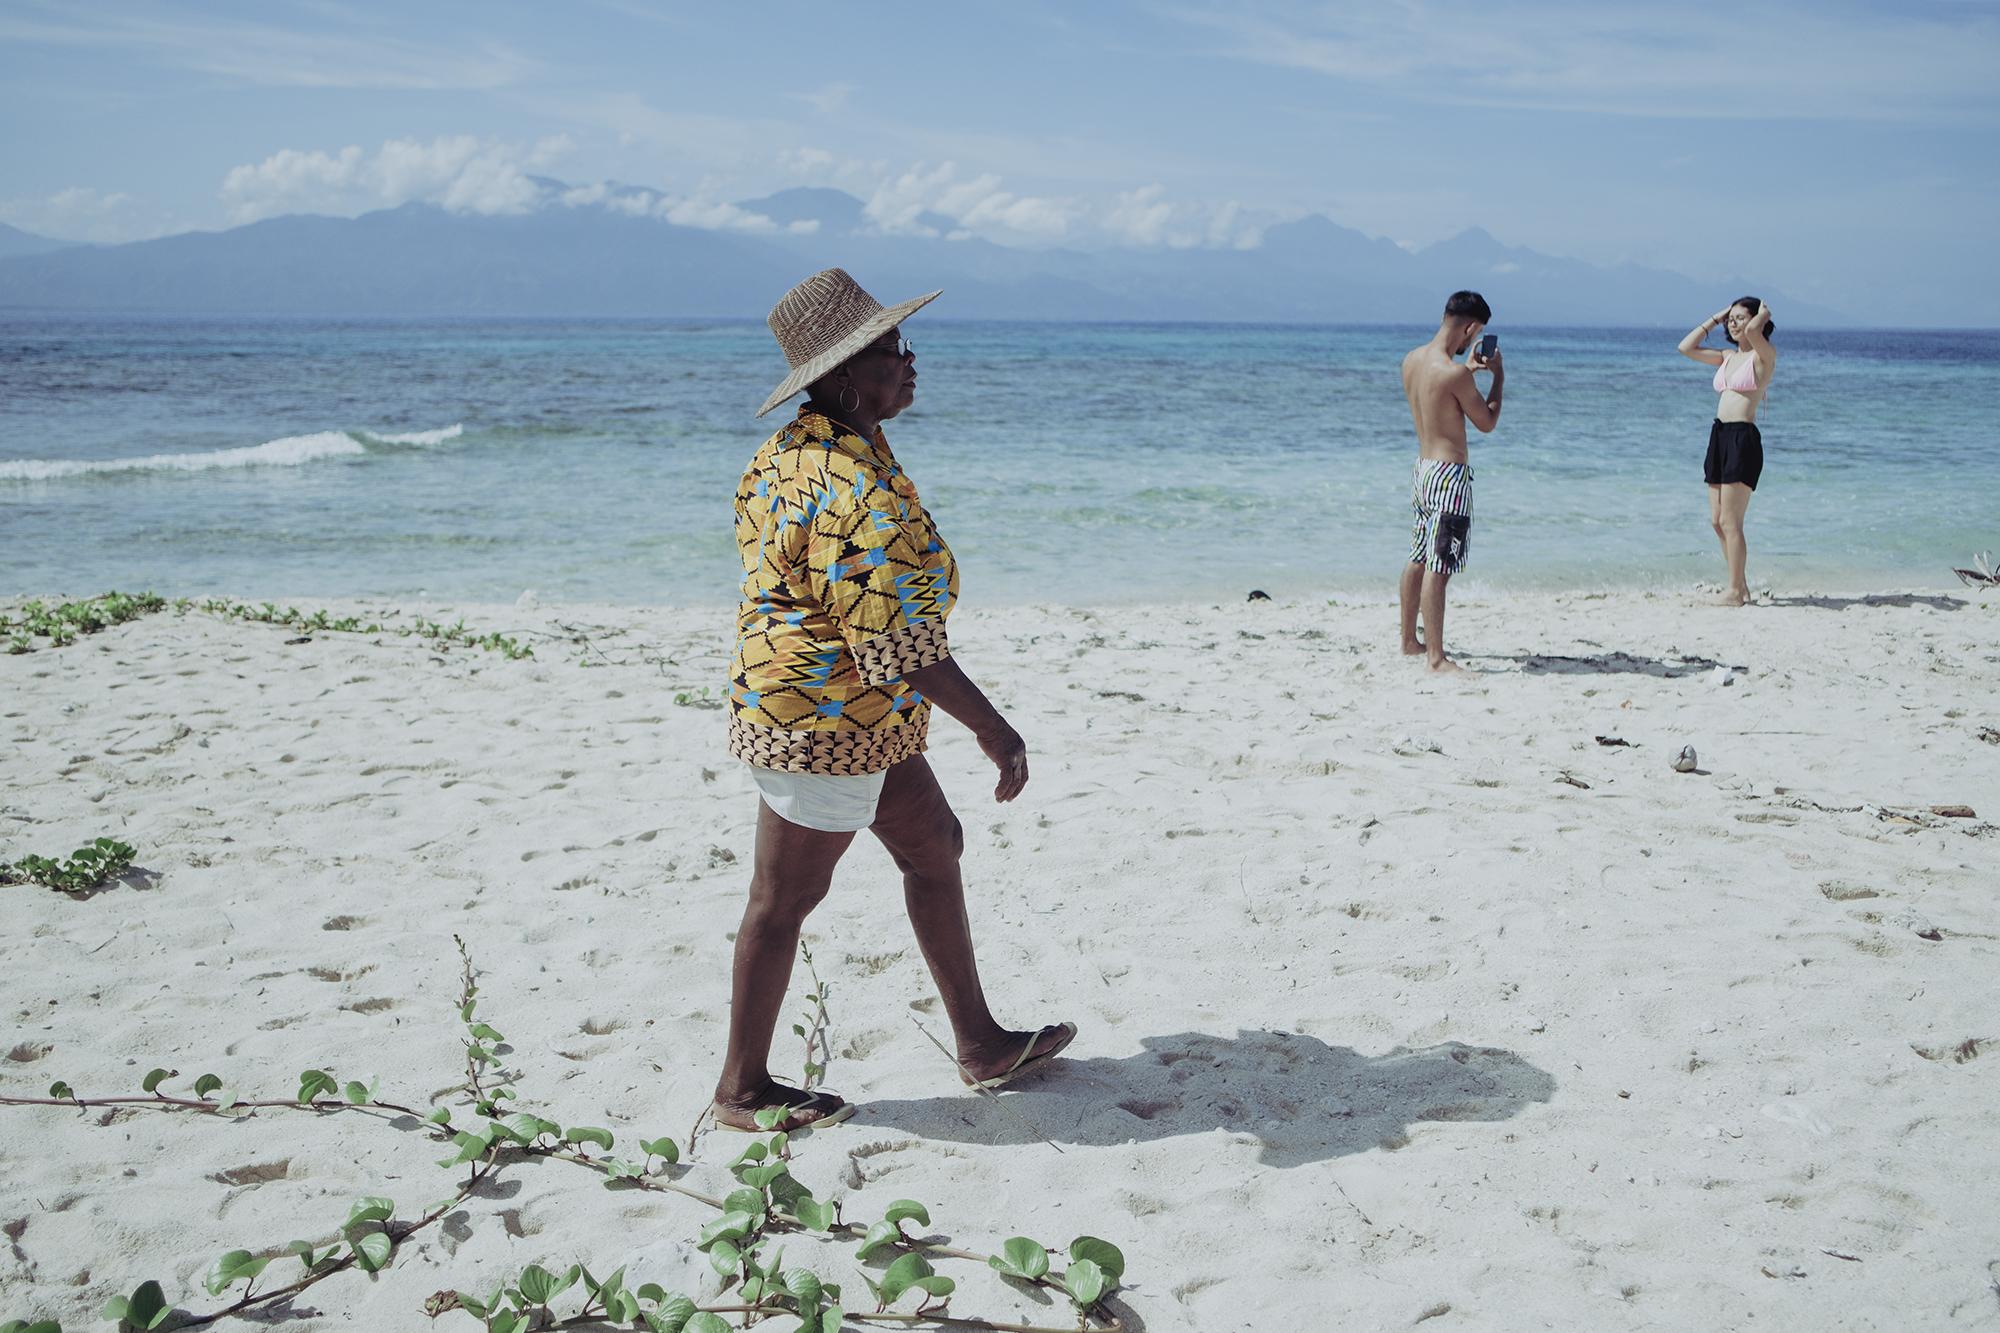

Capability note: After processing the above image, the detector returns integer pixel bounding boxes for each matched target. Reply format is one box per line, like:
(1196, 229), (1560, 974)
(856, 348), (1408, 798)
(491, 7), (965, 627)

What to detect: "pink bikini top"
(1714, 353), (1760, 394)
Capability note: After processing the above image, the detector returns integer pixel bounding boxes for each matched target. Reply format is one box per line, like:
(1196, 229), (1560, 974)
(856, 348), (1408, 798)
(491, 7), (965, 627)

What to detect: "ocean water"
(3, 316), (1996, 605)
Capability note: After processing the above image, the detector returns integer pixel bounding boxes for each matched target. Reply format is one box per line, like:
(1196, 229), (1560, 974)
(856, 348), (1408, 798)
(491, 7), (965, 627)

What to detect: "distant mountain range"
(0, 185), (1844, 325)
(0, 222), (77, 260)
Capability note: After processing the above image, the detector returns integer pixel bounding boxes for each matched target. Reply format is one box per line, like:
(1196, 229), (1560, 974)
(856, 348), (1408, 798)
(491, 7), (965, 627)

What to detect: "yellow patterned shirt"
(728, 408), (958, 775)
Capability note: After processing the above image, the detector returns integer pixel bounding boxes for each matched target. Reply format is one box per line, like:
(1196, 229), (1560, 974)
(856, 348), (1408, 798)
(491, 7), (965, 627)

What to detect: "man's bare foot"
(1401, 639), (1425, 656)
(956, 1022), (1077, 1089)
(1717, 589), (1749, 607)
(1426, 655), (1464, 674)
(711, 1079), (853, 1132)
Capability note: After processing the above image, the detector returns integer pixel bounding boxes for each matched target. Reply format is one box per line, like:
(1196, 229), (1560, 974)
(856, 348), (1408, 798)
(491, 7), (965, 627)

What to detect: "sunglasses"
(857, 334), (914, 360)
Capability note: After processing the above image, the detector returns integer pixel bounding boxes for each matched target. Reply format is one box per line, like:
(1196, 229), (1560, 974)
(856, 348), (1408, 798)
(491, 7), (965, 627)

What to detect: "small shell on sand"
(1673, 745), (1699, 773)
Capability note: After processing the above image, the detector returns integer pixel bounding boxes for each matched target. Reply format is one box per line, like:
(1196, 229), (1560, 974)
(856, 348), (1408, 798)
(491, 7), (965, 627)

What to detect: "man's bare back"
(1401, 336), (1501, 465)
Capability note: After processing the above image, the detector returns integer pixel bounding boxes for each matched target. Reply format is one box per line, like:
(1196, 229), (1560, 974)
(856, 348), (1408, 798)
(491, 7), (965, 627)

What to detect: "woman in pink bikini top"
(1676, 297), (1776, 606)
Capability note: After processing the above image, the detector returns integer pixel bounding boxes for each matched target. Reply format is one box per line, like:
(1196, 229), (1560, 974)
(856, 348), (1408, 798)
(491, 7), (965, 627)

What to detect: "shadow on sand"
(1489, 651), (1736, 678)
(861, 1030), (1555, 1168)
(1761, 593), (1968, 612)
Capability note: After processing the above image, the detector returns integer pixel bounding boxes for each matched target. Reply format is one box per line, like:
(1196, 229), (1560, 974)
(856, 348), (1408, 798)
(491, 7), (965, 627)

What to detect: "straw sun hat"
(756, 268), (941, 417)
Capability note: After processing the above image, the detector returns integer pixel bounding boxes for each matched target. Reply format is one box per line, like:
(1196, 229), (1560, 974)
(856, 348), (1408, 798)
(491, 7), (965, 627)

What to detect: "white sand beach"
(3, 588), (1997, 1331)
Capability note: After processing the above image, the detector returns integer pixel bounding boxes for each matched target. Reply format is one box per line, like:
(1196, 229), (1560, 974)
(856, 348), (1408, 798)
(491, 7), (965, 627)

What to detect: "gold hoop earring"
(838, 383), (860, 414)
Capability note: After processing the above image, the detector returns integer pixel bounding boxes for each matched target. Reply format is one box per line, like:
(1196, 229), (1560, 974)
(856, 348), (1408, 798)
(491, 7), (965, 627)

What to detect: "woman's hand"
(976, 721), (1029, 802)
(1712, 306), (1734, 325)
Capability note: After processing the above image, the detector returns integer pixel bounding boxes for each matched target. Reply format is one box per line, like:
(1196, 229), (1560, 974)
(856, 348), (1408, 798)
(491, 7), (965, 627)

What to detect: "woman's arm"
(1739, 302), (1775, 349)
(903, 655), (1029, 802)
(1678, 308), (1730, 364)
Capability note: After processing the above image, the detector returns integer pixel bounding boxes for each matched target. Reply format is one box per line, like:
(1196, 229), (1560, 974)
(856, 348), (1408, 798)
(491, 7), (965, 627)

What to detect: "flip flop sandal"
(962, 1022), (1078, 1091)
(712, 1089), (856, 1133)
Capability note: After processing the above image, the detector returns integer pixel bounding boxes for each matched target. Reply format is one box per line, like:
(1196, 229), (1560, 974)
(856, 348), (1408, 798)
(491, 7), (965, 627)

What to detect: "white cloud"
(0, 186), (163, 243)
(864, 162), (1078, 241)
(555, 183), (783, 234)
(219, 135), (571, 224)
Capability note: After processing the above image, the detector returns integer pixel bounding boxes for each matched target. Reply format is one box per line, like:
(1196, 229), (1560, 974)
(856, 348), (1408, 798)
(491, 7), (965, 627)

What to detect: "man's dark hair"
(1444, 290), (1492, 323)
(1725, 295), (1775, 346)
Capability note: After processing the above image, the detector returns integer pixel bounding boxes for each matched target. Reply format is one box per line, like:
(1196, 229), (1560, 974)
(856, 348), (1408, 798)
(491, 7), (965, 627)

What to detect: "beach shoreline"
(4, 588), (1996, 1329)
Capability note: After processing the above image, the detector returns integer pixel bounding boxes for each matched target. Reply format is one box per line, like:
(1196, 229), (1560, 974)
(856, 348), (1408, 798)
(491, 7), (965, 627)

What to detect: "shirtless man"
(1398, 290), (1503, 672)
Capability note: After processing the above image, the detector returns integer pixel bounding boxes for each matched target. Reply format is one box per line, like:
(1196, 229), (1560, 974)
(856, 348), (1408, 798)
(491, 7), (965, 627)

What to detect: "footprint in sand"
(1759, 1102), (1833, 1137)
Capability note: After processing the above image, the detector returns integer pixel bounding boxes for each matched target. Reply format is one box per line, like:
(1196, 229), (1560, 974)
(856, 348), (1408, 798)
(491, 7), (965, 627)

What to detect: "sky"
(1, 0), (1995, 325)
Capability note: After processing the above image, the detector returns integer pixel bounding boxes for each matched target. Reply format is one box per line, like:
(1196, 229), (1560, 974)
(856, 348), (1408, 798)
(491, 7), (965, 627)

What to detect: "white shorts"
(748, 765), (887, 833)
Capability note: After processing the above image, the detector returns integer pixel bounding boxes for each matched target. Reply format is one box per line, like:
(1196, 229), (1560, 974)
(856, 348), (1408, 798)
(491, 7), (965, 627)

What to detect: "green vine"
(2, 938), (1128, 1333)
(2, 838), (136, 895)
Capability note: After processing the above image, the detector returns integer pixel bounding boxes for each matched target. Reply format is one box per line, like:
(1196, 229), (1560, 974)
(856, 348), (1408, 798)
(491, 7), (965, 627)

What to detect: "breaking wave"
(0, 423), (465, 481)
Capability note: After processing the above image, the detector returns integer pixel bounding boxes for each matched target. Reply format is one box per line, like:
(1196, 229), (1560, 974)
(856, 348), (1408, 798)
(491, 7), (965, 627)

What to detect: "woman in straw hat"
(712, 268), (1076, 1132)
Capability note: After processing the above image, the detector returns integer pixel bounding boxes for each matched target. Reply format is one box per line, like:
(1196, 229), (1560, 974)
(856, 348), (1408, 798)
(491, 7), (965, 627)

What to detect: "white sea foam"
(0, 423), (464, 481)
(361, 423), (464, 446)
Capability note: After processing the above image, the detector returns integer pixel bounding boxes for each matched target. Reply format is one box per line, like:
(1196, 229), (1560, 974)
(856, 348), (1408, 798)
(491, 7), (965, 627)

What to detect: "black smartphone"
(1477, 333), (1498, 359)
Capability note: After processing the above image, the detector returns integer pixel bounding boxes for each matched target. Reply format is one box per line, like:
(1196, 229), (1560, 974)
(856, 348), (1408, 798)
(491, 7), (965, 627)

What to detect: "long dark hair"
(1725, 296), (1774, 346)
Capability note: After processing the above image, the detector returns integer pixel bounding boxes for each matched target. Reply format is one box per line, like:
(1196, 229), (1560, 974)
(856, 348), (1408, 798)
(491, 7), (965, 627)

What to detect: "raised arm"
(1738, 302), (1774, 348)
(1678, 308), (1730, 365)
(1455, 351), (1504, 433)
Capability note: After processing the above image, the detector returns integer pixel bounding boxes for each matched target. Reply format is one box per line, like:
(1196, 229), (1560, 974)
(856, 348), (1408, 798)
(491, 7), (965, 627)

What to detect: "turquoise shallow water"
(2, 316), (1996, 603)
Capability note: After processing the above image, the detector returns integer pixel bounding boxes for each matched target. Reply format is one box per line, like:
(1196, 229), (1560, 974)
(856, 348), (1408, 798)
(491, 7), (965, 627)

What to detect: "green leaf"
(104, 1279), (169, 1330)
(732, 1140), (769, 1165)
(876, 1253), (934, 1305)
(563, 1125), (614, 1151)
(1064, 1257), (1108, 1307)
(46, 1080), (71, 1100)
(723, 1187), (765, 1218)
(204, 1248), (270, 1295)
(604, 1289), (641, 1322)
(550, 1265), (582, 1299)
(425, 1107), (452, 1125)
(468, 1022), (505, 1042)
(288, 1239), (331, 1270)
(516, 1264), (558, 1304)
(752, 1105), (785, 1130)
(602, 1157), (647, 1180)
(1, 1320), (62, 1333)
(1067, 1236), (1126, 1283)
(193, 1073), (223, 1098)
(351, 1231), (392, 1272)
(503, 1112), (559, 1144)
(739, 1161), (789, 1190)
(989, 1236), (1051, 1281)
(440, 1128), (492, 1165)
(697, 1210), (757, 1249)
(683, 1315), (731, 1333)
(705, 1239), (741, 1278)
(912, 1274), (955, 1299)
(792, 1197), (836, 1232)
(345, 1196), (394, 1228)
(343, 1080), (370, 1105)
(785, 1268), (824, 1308)
(819, 1308), (844, 1333)
(635, 1282), (666, 1304)
(140, 1068), (173, 1094)
(884, 1199), (931, 1229)
(854, 1219), (901, 1260)
(638, 1136), (679, 1164)
(296, 1069), (336, 1103)
(489, 1312), (524, 1333)
(647, 1293), (695, 1333)
(454, 1290), (490, 1319)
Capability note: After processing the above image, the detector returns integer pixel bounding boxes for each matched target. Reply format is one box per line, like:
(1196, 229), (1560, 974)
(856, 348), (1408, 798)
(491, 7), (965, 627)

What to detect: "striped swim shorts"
(1409, 459), (1473, 575)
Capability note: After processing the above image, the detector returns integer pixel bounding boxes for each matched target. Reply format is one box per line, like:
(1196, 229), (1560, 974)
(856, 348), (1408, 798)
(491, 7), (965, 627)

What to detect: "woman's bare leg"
(870, 756), (1070, 1082)
(713, 800), (855, 1127)
(1714, 483), (1753, 605)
